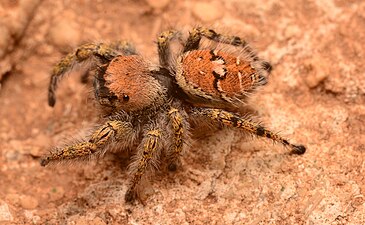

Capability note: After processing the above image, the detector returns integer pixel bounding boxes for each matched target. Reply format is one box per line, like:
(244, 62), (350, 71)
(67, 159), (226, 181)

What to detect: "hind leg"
(156, 29), (181, 68)
(191, 107), (306, 155)
(183, 27), (256, 56)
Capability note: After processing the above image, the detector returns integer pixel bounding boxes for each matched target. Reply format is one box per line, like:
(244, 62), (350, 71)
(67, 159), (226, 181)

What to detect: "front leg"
(125, 128), (163, 202)
(40, 120), (134, 166)
(166, 106), (190, 171)
(191, 108), (306, 155)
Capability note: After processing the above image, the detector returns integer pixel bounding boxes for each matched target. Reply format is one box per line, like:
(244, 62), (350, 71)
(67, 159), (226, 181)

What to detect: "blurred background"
(0, 0), (364, 224)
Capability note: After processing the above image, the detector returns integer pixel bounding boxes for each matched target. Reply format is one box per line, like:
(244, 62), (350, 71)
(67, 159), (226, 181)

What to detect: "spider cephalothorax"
(98, 55), (167, 112)
(41, 27), (306, 203)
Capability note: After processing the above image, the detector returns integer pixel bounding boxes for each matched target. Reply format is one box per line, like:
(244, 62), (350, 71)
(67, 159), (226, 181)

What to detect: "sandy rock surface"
(0, 0), (364, 224)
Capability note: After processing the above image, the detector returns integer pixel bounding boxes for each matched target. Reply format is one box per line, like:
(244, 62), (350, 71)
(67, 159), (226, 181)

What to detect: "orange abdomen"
(176, 49), (260, 104)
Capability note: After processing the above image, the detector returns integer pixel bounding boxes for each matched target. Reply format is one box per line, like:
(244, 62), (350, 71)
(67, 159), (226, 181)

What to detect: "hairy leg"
(125, 128), (163, 202)
(191, 108), (306, 154)
(183, 27), (262, 63)
(40, 120), (134, 166)
(48, 41), (136, 107)
(156, 29), (181, 68)
(166, 107), (189, 171)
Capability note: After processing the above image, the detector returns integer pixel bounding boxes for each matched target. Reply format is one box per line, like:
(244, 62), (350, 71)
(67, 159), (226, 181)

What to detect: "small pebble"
(304, 57), (330, 88)
(5, 150), (20, 161)
(49, 187), (65, 201)
(20, 195), (39, 210)
(305, 69), (328, 88)
(305, 72), (328, 88)
(146, 0), (170, 9)
(193, 2), (223, 22)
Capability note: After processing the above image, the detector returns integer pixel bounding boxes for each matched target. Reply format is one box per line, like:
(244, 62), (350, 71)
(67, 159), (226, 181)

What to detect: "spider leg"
(183, 27), (261, 61)
(156, 29), (181, 68)
(125, 128), (163, 202)
(48, 41), (136, 107)
(40, 120), (134, 166)
(166, 106), (189, 171)
(191, 108), (306, 155)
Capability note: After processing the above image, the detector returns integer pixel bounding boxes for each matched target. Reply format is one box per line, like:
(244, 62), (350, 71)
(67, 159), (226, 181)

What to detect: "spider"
(41, 27), (306, 203)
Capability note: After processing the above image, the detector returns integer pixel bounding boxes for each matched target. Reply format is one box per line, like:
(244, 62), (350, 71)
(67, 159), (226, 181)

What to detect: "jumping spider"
(41, 27), (306, 202)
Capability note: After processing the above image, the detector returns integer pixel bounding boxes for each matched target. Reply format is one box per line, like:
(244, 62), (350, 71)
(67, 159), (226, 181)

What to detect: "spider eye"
(122, 94), (129, 102)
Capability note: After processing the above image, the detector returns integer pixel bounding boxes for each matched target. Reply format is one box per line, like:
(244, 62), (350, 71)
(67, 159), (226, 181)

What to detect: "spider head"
(96, 55), (167, 112)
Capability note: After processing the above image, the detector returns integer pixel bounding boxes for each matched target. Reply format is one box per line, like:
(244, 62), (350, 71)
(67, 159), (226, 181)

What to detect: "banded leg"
(40, 120), (134, 166)
(166, 107), (188, 171)
(48, 41), (136, 107)
(126, 129), (163, 202)
(192, 108), (306, 155)
(157, 30), (181, 68)
(183, 27), (260, 62)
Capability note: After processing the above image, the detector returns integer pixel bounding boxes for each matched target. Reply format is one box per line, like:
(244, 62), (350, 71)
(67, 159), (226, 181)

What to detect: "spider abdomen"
(175, 49), (265, 107)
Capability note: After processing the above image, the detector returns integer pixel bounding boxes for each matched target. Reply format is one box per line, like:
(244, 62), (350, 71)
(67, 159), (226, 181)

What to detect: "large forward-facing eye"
(123, 94), (129, 102)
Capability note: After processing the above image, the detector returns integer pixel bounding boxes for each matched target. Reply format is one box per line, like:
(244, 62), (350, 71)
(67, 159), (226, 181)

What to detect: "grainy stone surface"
(47, 12), (81, 50)
(0, 0), (42, 79)
(0, 0), (364, 224)
(0, 202), (13, 222)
